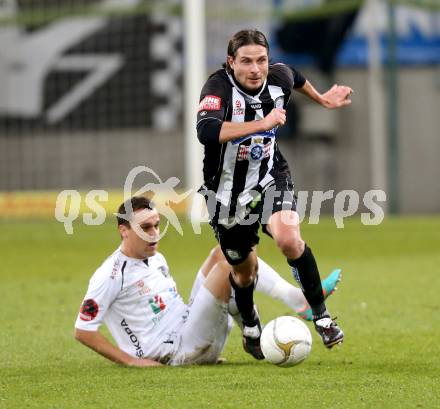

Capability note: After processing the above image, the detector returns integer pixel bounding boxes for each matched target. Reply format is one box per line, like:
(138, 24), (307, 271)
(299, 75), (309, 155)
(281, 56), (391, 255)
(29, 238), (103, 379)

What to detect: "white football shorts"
(170, 285), (229, 365)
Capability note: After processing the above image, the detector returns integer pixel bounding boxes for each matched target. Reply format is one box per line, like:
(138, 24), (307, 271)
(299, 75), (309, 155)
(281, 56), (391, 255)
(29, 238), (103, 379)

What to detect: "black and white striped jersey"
(197, 63), (306, 211)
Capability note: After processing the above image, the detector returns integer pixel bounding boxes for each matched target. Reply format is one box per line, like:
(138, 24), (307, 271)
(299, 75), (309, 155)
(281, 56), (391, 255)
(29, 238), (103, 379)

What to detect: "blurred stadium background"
(0, 0), (439, 217)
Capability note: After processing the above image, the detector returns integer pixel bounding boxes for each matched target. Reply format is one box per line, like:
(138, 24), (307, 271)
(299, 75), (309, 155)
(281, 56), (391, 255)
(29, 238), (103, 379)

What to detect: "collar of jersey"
(227, 71), (267, 100)
(116, 246), (153, 265)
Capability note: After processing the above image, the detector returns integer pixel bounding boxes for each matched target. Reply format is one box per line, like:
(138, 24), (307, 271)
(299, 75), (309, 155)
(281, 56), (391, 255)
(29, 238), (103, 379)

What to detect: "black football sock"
(287, 244), (329, 320)
(229, 272), (258, 325)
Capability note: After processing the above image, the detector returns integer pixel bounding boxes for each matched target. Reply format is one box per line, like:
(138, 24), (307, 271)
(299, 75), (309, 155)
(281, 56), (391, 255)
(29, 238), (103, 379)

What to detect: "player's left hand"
(321, 84), (353, 109)
(128, 357), (163, 367)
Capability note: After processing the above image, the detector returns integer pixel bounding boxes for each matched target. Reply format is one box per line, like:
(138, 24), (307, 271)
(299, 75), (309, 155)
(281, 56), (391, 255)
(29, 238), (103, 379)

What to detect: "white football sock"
(256, 257), (308, 313)
(190, 257), (309, 333)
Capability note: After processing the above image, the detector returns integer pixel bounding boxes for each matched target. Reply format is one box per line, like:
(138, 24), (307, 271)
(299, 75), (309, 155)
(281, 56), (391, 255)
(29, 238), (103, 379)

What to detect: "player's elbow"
(197, 119), (222, 145)
(74, 328), (91, 345)
(74, 328), (83, 343)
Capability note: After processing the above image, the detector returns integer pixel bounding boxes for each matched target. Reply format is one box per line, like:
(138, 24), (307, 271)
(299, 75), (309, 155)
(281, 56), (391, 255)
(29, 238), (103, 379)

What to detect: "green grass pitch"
(1, 216), (439, 409)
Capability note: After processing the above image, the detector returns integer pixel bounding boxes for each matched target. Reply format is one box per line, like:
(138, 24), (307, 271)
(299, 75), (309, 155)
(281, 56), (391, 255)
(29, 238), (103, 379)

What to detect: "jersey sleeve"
(270, 63), (306, 90)
(196, 71), (230, 145)
(74, 265), (123, 332)
(290, 66), (306, 89)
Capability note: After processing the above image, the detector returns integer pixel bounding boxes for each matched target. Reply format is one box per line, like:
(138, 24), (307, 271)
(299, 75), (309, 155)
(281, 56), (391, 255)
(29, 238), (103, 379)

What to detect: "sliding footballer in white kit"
(75, 247), (229, 365)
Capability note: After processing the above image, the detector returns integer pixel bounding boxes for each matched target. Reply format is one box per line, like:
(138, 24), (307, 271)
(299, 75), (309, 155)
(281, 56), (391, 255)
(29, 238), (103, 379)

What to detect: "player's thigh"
(172, 285), (229, 365)
(213, 221), (260, 265)
(261, 176), (298, 237)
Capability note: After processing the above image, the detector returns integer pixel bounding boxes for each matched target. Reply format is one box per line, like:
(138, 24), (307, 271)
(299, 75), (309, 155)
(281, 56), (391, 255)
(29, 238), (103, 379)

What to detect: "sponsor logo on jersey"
(136, 279), (152, 296)
(250, 103), (262, 110)
(233, 99), (245, 116)
(121, 319), (144, 358)
(79, 299), (99, 321)
(149, 295), (166, 314)
(198, 95), (221, 111)
(233, 108), (245, 116)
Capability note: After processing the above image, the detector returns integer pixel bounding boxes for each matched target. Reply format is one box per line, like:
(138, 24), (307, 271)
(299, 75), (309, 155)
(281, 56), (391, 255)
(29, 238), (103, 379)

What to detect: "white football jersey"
(75, 248), (188, 362)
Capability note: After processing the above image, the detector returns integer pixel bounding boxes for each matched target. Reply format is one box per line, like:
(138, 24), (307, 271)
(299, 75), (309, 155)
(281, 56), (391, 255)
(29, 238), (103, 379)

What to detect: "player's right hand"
(262, 108), (286, 130)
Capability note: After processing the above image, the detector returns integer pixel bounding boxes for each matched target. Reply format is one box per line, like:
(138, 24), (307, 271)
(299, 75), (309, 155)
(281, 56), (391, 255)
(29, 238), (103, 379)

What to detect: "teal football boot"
(297, 269), (342, 321)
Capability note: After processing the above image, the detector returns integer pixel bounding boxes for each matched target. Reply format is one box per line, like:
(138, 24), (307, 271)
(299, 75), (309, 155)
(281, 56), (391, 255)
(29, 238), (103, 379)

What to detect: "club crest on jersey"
(237, 141), (272, 162)
(250, 144), (264, 161)
(79, 299), (99, 321)
(198, 95), (221, 111)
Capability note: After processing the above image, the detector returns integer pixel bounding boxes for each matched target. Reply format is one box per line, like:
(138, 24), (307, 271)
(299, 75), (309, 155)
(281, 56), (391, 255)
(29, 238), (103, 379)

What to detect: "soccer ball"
(261, 316), (312, 367)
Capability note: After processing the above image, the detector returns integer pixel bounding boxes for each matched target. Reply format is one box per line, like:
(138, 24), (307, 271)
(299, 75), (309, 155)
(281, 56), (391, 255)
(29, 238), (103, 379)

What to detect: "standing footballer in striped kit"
(197, 30), (353, 359)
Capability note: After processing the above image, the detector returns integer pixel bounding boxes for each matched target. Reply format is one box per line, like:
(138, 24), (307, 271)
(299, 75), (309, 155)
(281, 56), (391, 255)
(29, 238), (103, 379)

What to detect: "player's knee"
(233, 273), (254, 287)
(232, 270), (258, 287)
(276, 236), (305, 260)
(214, 260), (231, 277)
(233, 259), (258, 287)
(209, 245), (225, 263)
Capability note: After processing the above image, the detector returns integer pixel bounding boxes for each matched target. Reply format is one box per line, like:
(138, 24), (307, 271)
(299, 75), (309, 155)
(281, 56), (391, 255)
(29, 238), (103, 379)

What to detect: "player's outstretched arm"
(74, 328), (162, 367)
(296, 80), (353, 109)
(218, 108), (286, 144)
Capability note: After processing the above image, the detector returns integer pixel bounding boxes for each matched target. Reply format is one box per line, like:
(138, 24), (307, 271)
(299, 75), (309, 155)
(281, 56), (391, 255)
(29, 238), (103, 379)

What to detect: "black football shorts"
(207, 178), (297, 265)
